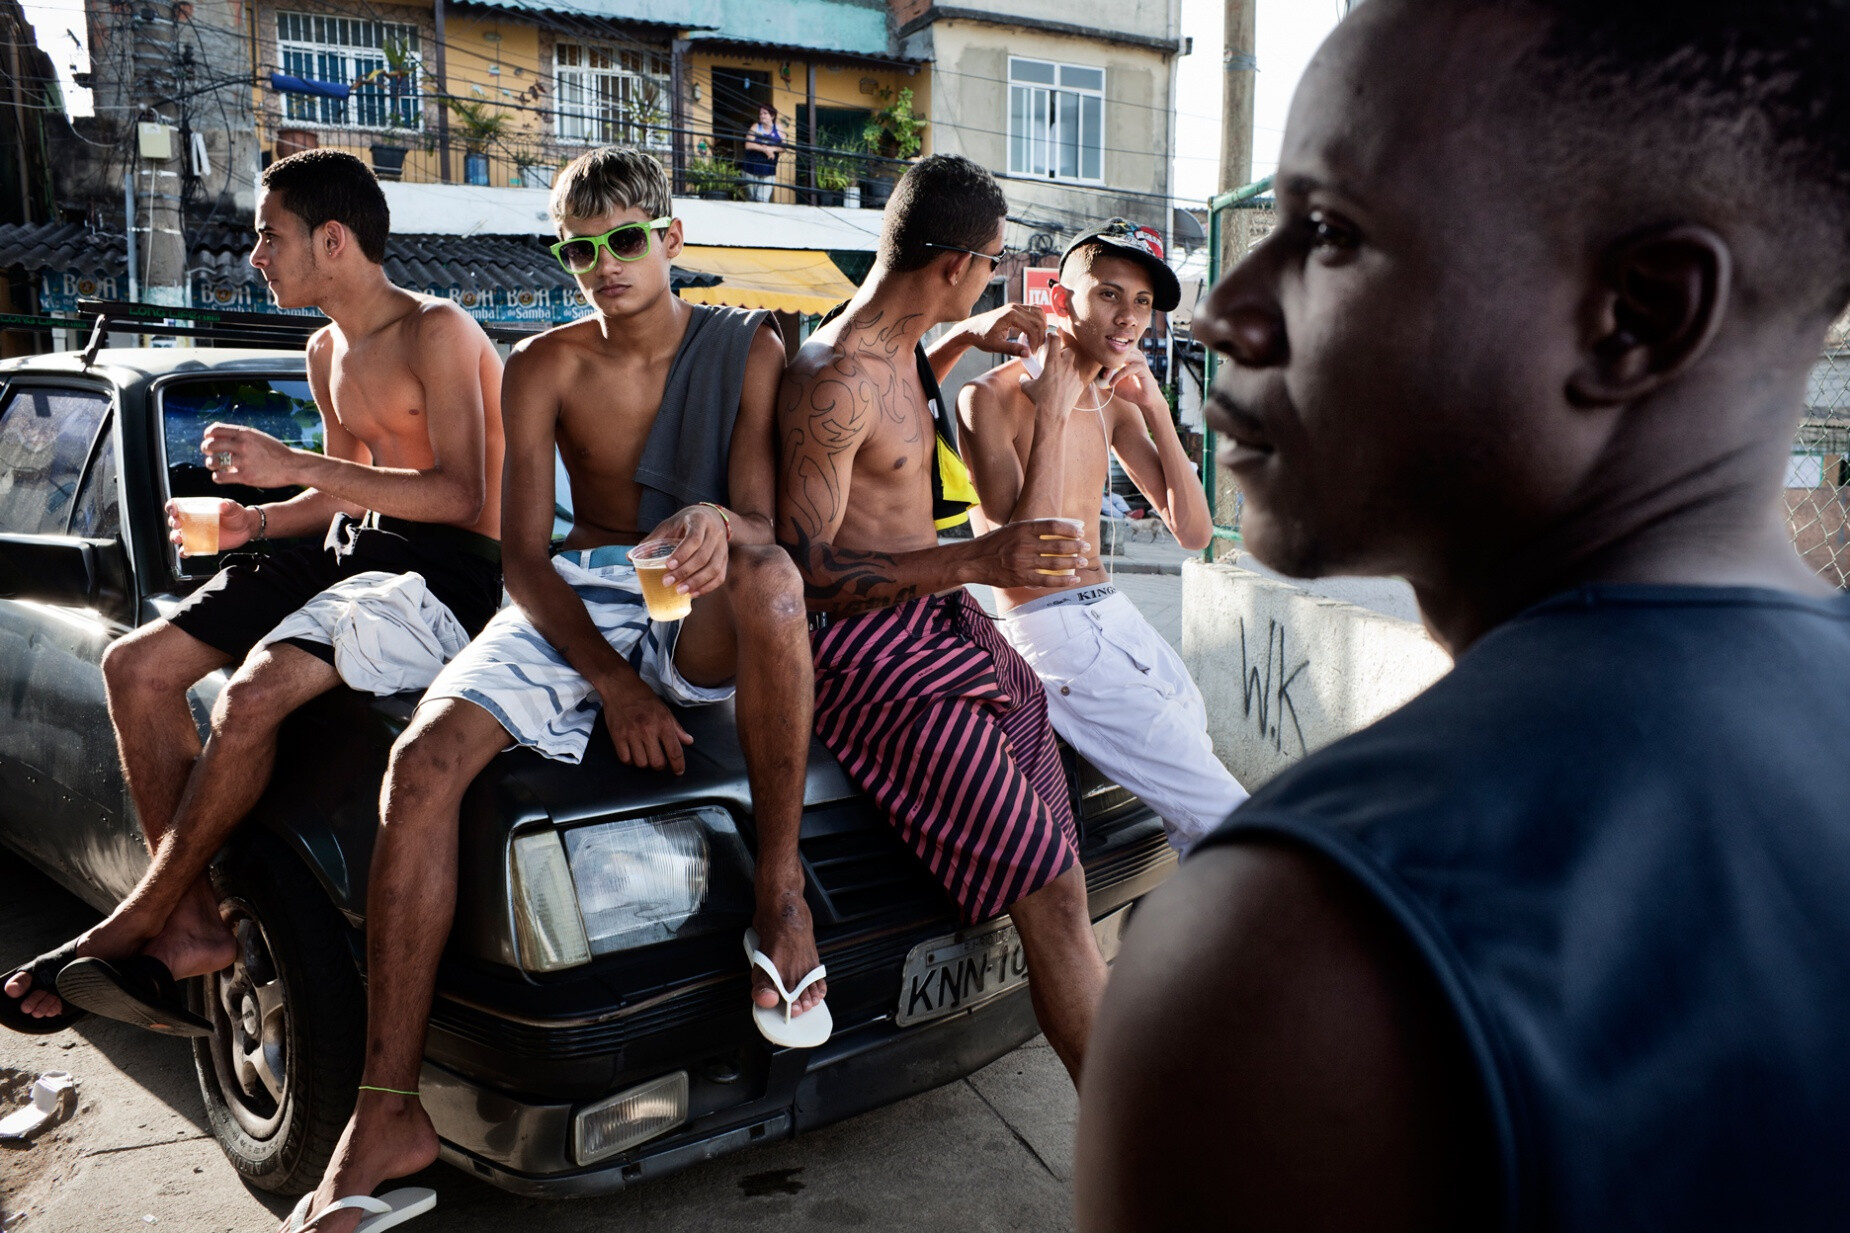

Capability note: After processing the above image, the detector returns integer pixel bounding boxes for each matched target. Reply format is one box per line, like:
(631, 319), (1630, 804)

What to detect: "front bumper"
(420, 807), (1174, 1197)
(424, 963), (1048, 1198)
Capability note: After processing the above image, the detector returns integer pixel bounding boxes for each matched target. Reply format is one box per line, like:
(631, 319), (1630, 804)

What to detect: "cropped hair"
(879, 154), (1011, 273)
(1470, 0), (1850, 310)
(551, 146), (672, 226)
(260, 150), (389, 264)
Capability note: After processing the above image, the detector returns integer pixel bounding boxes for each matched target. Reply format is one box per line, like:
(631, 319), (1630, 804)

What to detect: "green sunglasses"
(550, 217), (674, 273)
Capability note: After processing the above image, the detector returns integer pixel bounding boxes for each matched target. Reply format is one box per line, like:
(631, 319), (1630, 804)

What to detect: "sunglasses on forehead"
(550, 218), (674, 273)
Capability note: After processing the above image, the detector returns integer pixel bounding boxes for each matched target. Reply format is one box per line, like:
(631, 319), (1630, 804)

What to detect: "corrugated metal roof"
(0, 221), (714, 294)
(451, 0), (695, 28)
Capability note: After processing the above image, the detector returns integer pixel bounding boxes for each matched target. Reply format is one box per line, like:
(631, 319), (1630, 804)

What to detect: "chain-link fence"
(1198, 186), (1850, 589)
(1793, 350), (1850, 587)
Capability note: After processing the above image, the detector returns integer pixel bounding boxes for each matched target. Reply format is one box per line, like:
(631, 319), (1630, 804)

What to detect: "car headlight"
(510, 807), (754, 972)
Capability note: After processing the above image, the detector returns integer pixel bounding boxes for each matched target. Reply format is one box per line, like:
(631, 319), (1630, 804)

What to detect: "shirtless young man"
(0, 150), (504, 1037)
(960, 220), (1248, 853)
(291, 147), (817, 1230)
(778, 153), (1108, 1085)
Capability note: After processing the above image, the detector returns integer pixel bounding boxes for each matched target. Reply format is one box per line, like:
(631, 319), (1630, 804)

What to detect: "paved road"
(0, 857), (1081, 1232)
(1, 562), (1214, 1233)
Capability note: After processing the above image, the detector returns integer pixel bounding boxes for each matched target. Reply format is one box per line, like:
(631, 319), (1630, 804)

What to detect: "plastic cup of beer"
(628, 539), (694, 622)
(1035, 517), (1084, 577)
(171, 497), (222, 557)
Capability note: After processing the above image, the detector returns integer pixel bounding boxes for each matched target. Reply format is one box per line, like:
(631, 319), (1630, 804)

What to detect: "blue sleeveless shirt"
(1200, 585), (1850, 1230)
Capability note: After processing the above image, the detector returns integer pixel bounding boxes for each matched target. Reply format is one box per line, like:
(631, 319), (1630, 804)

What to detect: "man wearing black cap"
(959, 219), (1247, 853)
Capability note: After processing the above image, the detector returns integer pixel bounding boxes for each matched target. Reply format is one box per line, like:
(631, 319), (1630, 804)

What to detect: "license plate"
(895, 906), (1131, 1028)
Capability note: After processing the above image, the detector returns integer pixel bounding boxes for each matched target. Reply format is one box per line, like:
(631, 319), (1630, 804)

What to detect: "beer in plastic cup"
(171, 497), (222, 557)
(1035, 517), (1084, 577)
(627, 540), (694, 621)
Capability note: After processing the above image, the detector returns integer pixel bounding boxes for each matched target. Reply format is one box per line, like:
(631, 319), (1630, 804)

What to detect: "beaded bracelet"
(248, 504), (267, 542)
(698, 501), (733, 542)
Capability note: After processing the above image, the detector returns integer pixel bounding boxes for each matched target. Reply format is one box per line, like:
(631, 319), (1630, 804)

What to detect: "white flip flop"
(743, 927), (832, 1048)
(286, 1187), (436, 1232)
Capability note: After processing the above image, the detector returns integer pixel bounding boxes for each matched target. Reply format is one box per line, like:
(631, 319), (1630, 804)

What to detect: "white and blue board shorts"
(420, 548), (733, 763)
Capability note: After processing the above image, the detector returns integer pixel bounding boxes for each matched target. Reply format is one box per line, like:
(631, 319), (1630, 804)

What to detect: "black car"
(0, 345), (1175, 1197)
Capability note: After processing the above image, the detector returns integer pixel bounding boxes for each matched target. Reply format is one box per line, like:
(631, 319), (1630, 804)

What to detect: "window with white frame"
(1008, 58), (1104, 182)
(277, 13), (422, 130)
(554, 44), (671, 148)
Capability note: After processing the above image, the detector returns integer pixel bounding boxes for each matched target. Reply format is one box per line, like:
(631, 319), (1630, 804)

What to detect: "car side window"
(0, 385), (112, 536)
(158, 377), (322, 576)
(68, 423), (120, 540)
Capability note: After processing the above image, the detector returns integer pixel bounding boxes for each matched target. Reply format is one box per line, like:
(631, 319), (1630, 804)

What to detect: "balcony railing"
(263, 118), (912, 208)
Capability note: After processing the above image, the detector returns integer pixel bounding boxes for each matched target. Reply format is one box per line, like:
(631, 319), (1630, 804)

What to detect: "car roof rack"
(75, 299), (324, 363)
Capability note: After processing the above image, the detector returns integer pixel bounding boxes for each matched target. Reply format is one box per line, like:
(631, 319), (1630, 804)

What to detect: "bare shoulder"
(1076, 840), (1496, 1232)
(747, 318), (788, 370)
(504, 319), (596, 388)
(782, 334), (849, 399)
(406, 295), (489, 350)
(959, 360), (1029, 428)
(304, 325), (336, 382)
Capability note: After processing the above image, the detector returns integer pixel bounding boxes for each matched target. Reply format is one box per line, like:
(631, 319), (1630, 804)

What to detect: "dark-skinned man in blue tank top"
(1078, 2), (1850, 1230)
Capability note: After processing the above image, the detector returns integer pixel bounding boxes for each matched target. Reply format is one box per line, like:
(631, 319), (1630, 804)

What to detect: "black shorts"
(167, 513), (503, 664)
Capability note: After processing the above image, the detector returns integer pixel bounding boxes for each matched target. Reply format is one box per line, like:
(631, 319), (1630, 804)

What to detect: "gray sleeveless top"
(633, 303), (775, 530)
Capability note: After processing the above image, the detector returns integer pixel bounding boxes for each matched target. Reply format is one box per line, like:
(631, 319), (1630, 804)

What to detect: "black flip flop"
(55, 955), (214, 1038)
(0, 939), (90, 1035)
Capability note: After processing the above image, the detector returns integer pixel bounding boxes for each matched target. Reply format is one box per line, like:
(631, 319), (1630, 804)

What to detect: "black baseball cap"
(1058, 218), (1182, 312)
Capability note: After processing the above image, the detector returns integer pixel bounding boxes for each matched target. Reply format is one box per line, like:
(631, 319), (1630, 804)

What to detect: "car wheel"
(190, 834), (364, 1194)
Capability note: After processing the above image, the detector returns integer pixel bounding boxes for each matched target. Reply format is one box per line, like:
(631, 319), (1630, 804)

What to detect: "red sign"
(1021, 267), (1058, 308)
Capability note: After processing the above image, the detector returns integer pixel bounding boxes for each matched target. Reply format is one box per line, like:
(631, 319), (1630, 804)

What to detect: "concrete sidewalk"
(0, 856), (1082, 1232)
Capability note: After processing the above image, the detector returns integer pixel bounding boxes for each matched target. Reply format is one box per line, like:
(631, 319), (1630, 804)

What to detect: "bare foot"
(5, 878), (232, 1021)
(752, 889), (826, 1015)
(284, 1093), (440, 1233)
(3, 968), (67, 1019)
(141, 879), (237, 980)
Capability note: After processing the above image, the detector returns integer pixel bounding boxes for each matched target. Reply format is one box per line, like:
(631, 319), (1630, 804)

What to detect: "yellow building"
(247, 0), (928, 202)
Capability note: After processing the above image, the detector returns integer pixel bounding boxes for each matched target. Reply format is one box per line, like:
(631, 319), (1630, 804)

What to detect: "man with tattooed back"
(777, 154), (1108, 1084)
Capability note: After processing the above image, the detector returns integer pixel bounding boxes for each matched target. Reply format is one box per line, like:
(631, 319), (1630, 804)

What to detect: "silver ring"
(216, 451), (233, 464)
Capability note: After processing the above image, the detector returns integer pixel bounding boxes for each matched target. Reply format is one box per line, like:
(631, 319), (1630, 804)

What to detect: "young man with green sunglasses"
(549, 216), (674, 273)
(295, 147), (822, 1232)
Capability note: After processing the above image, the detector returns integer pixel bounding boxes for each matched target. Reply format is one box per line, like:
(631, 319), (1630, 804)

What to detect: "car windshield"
(160, 377), (322, 579)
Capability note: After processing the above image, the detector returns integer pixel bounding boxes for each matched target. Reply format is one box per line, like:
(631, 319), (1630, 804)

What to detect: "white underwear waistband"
(1005, 583), (1119, 618)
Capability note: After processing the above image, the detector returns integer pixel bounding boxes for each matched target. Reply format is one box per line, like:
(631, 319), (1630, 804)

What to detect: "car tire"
(190, 832), (364, 1194)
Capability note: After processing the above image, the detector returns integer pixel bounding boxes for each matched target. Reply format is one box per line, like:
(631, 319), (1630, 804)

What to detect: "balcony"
(264, 120), (912, 210)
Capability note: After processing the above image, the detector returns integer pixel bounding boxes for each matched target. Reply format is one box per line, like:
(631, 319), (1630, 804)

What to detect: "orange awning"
(674, 246), (857, 315)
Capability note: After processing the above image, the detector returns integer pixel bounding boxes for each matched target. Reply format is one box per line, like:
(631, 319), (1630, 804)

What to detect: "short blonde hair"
(550, 146), (671, 226)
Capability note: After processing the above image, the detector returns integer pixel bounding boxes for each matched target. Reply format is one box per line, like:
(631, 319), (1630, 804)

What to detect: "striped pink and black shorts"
(811, 589), (1080, 924)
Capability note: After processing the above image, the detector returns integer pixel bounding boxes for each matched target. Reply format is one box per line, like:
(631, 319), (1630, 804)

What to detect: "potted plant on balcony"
(814, 151), (857, 208)
(860, 86), (925, 208)
(447, 97), (510, 186)
(685, 152), (739, 200)
(367, 37), (421, 180)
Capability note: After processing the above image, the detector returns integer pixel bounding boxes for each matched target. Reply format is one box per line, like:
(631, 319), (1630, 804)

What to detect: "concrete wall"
(894, 0), (1179, 47)
(1182, 560), (1453, 790)
(914, 20), (1173, 235)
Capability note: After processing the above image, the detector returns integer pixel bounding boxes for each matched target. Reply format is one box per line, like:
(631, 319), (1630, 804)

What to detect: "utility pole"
(434, 0), (452, 183)
(1218, 0), (1257, 278)
(1211, 0), (1257, 558)
(136, 119), (189, 311)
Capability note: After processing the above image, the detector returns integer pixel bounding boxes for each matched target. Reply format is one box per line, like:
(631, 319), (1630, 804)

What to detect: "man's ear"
(1567, 224), (1731, 407)
(317, 219), (349, 261)
(659, 218), (684, 261)
(1048, 283), (1074, 319)
(941, 250), (979, 289)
